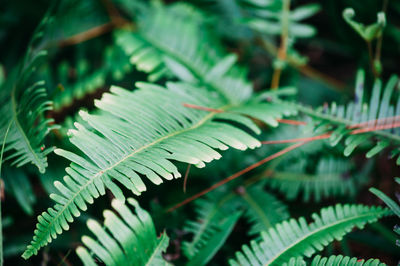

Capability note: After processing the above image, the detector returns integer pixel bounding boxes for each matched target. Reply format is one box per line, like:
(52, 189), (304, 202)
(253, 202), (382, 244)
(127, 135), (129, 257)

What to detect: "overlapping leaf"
(76, 198), (171, 266)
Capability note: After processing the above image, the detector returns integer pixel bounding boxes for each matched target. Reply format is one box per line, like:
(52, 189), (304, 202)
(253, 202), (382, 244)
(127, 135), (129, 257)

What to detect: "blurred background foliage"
(1, 0), (400, 265)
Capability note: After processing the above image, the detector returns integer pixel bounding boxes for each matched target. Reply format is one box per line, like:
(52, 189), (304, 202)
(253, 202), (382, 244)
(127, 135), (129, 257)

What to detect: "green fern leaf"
(76, 198), (171, 266)
(286, 69), (400, 163)
(182, 194), (237, 261)
(280, 255), (387, 266)
(186, 211), (241, 266)
(229, 204), (391, 266)
(22, 81), (295, 259)
(115, 2), (253, 104)
(0, 10), (57, 173)
(182, 182), (288, 264)
(239, 182), (289, 235)
(310, 255), (387, 266)
(0, 77), (55, 173)
(370, 178), (400, 248)
(266, 157), (370, 202)
(240, 1), (320, 38)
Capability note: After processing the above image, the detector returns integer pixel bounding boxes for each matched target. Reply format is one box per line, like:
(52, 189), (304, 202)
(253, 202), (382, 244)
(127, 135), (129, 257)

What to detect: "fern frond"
(0, 7), (58, 173)
(370, 178), (400, 218)
(239, 0), (320, 38)
(240, 182), (289, 235)
(285, 69), (400, 163)
(281, 255), (387, 266)
(76, 198), (171, 266)
(182, 193), (237, 261)
(182, 182), (288, 263)
(266, 157), (369, 202)
(186, 211), (241, 266)
(0, 78), (55, 173)
(229, 204), (391, 266)
(115, 2), (253, 104)
(370, 178), (400, 248)
(310, 255), (387, 266)
(23, 82), (296, 258)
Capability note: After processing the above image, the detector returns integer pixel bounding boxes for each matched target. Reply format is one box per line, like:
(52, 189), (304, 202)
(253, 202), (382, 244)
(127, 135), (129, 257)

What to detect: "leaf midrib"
(186, 192), (236, 257)
(265, 208), (386, 265)
(145, 233), (169, 266)
(242, 191), (273, 229)
(273, 172), (343, 181)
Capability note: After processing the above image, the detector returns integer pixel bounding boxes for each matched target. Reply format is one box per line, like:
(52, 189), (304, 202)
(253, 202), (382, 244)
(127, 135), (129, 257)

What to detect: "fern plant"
(282, 69), (400, 163)
(76, 198), (170, 266)
(182, 181), (289, 264)
(22, 80), (297, 258)
(266, 157), (371, 202)
(370, 178), (400, 249)
(2, 0), (400, 265)
(229, 204), (391, 265)
(0, 16), (56, 173)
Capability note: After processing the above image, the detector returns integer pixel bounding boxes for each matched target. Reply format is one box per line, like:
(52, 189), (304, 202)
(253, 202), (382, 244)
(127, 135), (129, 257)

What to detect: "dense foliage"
(1, 0), (400, 265)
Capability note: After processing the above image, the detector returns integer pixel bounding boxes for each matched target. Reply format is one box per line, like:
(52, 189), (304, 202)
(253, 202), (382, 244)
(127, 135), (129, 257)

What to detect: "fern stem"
(183, 164), (191, 193)
(289, 102), (400, 142)
(257, 38), (346, 90)
(241, 189), (273, 228)
(374, 0), (388, 73)
(183, 103), (305, 126)
(270, 0), (291, 90)
(183, 103), (224, 113)
(367, 41), (378, 78)
(263, 121), (400, 145)
(262, 133), (330, 144)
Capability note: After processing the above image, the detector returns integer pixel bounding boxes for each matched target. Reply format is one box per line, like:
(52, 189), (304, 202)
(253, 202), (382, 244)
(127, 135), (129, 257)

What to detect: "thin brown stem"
(257, 38), (346, 90)
(271, 0), (291, 90)
(374, 0), (388, 76)
(183, 164), (191, 193)
(166, 142), (305, 212)
(58, 23), (114, 47)
(183, 103), (306, 126)
(100, 0), (129, 26)
(57, 1), (132, 49)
